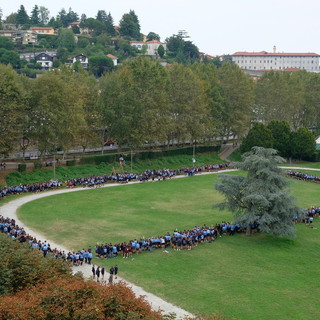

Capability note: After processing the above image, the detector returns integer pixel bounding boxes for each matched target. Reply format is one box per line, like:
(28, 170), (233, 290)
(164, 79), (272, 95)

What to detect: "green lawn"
(18, 174), (320, 319)
(281, 161), (320, 169)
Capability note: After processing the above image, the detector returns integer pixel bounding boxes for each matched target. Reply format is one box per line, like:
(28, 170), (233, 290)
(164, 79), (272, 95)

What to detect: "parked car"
(104, 140), (116, 146)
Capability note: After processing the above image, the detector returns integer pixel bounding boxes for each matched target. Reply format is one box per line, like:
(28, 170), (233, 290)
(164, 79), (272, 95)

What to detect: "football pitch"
(18, 173), (320, 319)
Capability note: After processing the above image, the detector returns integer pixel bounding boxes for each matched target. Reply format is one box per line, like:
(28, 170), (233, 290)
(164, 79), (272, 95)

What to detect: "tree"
(157, 44), (165, 58)
(0, 64), (25, 156)
(57, 28), (76, 52)
(88, 55), (114, 77)
(215, 147), (305, 237)
(0, 48), (21, 68)
(167, 64), (210, 145)
(290, 127), (316, 160)
(16, 5), (29, 25)
(267, 120), (291, 157)
(39, 6), (50, 25)
(0, 36), (14, 50)
(119, 11), (141, 39)
(147, 32), (160, 41)
(5, 12), (17, 24)
(96, 10), (108, 23)
(240, 123), (274, 153)
(105, 12), (116, 36)
(30, 5), (40, 25)
(216, 63), (254, 140)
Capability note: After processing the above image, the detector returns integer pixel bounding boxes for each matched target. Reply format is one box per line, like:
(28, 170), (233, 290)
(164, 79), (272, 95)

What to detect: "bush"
(18, 164), (27, 172)
(34, 161), (43, 169)
(66, 160), (76, 167)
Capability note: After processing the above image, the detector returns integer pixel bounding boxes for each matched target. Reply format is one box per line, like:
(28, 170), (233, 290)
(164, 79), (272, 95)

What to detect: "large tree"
(57, 28), (76, 52)
(215, 147), (304, 237)
(0, 65), (25, 156)
(16, 5), (29, 25)
(30, 5), (40, 25)
(119, 11), (141, 39)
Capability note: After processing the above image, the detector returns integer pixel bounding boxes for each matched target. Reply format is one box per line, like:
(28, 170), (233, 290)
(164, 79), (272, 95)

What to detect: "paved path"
(0, 170), (236, 319)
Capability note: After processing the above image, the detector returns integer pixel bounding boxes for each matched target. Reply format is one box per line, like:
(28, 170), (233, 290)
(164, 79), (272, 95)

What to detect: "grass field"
(18, 173), (320, 319)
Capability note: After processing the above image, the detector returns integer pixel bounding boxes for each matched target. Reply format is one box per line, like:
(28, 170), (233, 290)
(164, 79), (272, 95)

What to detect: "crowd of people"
(286, 170), (320, 183)
(0, 163), (229, 199)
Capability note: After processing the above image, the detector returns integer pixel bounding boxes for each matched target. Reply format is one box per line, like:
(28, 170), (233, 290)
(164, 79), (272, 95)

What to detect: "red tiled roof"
(107, 54), (117, 59)
(233, 51), (320, 57)
(31, 27), (54, 30)
(146, 40), (165, 44)
(69, 22), (80, 25)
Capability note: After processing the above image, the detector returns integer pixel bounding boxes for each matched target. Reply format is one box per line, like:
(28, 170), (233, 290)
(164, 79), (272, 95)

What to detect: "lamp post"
(192, 139), (196, 167)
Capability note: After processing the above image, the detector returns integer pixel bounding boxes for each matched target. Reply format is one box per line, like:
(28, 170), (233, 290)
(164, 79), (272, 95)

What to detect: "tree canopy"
(215, 147), (305, 237)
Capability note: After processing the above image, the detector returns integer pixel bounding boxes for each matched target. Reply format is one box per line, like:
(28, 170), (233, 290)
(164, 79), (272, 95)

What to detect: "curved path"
(0, 170), (235, 319)
(1, 166), (315, 317)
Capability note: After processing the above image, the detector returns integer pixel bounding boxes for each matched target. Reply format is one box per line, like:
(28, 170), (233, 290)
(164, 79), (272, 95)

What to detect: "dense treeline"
(0, 60), (319, 159)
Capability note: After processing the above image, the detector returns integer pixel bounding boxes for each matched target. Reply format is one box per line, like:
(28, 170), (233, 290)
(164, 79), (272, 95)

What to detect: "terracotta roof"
(69, 22), (80, 25)
(233, 51), (320, 57)
(31, 27), (54, 30)
(146, 40), (165, 44)
(107, 54), (117, 59)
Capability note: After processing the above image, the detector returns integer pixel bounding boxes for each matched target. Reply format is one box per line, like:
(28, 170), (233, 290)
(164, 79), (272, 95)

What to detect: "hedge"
(80, 145), (220, 165)
(18, 164), (27, 172)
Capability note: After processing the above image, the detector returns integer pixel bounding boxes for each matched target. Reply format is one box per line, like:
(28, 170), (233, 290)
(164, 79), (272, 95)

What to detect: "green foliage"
(66, 159), (76, 166)
(16, 5), (30, 25)
(240, 123), (274, 153)
(0, 64), (25, 156)
(267, 120), (291, 157)
(88, 55), (114, 77)
(57, 28), (76, 52)
(157, 44), (165, 58)
(147, 32), (160, 41)
(34, 161), (42, 169)
(0, 36), (14, 50)
(290, 127), (316, 160)
(30, 5), (40, 25)
(119, 10), (141, 39)
(215, 147), (305, 237)
(18, 164), (27, 172)
(0, 235), (71, 295)
(0, 49), (21, 68)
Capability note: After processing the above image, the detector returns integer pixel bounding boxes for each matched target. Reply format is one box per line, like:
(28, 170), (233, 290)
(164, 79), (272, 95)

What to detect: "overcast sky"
(1, 0), (320, 55)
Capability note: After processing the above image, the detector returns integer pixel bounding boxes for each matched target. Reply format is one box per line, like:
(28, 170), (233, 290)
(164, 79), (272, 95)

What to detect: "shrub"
(34, 161), (43, 169)
(18, 164), (27, 172)
(66, 160), (76, 167)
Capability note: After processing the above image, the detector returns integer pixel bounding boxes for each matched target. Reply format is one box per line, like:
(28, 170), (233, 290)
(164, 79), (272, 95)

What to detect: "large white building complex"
(232, 48), (320, 72)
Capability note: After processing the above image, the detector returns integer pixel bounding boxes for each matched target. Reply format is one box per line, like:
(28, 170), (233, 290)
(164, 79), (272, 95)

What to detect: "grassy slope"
(18, 174), (320, 319)
(6, 153), (224, 185)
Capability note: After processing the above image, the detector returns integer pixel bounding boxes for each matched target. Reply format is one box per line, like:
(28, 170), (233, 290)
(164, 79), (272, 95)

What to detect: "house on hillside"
(106, 54), (118, 66)
(130, 40), (166, 57)
(0, 29), (37, 45)
(34, 52), (55, 69)
(31, 27), (55, 35)
(72, 54), (89, 69)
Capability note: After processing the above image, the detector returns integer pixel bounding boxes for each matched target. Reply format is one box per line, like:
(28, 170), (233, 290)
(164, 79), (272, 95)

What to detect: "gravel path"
(0, 166), (316, 317)
(0, 170), (236, 319)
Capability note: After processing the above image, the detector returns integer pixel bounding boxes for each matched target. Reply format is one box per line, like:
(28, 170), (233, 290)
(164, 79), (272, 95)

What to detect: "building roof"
(233, 51), (320, 57)
(106, 54), (117, 59)
(130, 41), (145, 44)
(69, 22), (80, 26)
(146, 40), (165, 44)
(31, 27), (54, 30)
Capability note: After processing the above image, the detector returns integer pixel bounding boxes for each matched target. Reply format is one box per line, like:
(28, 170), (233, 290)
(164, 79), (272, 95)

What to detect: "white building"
(130, 40), (166, 57)
(232, 48), (320, 72)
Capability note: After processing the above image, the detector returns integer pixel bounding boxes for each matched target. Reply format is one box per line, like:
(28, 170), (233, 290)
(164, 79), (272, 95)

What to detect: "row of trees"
(241, 122), (316, 160)
(1, 59), (320, 159)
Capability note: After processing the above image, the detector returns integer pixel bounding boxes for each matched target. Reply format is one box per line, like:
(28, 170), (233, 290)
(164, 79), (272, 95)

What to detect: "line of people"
(286, 170), (320, 183)
(0, 163), (228, 199)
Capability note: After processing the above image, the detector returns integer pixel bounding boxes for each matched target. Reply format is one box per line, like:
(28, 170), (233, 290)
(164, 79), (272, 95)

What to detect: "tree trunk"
(246, 224), (251, 236)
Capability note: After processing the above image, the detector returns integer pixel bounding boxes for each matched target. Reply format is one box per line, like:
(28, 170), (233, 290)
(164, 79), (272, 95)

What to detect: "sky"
(1, 0), (320, 55)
